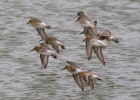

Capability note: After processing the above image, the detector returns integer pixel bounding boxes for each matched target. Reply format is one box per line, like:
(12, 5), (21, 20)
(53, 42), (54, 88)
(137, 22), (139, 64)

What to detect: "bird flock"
(27, 11), (120, 91)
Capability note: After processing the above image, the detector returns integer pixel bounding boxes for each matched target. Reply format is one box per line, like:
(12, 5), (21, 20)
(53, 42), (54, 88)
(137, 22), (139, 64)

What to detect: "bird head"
(30, 46), (40, 52)
(77, 11), (84, 16)
(75, 17), (81, 22)
(61, 65), (71, 72)
(82, 36), (92, 42)
(26, 19), (35, 24)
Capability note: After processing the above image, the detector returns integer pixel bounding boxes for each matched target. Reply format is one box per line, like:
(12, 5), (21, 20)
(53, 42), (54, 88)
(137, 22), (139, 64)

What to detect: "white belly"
(39, 50), (53, 56)
(55, 41), (63, 46)
(80, 21), (94, 28)
(76, 68), (83, 73)
(90, 39), (106, 47)
(90, 41), (101, 46)
(71, 69), (82, 75)
(33, 23), (46, 28)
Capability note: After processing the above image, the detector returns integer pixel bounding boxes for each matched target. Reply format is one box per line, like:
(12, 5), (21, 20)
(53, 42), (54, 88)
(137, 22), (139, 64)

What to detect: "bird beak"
(38, 39), (43, 42)
(75, 19), (79, 22)
(82, 38), (86, 42)
(61, 67), (65, 70)
(30, 48), (34, 52)
(26, 21), (30, 24)
(79, 32), (84, 35)
(94, 21), (97, 26)
(98, 78), (103, 81)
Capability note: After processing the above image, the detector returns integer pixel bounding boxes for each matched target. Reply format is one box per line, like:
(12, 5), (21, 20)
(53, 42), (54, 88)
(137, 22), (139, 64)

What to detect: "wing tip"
(103, 63), (105, 65)
(43, 65), (47, 68)
(61, 45), (65, 49)
(46, 26), (51, 29)
(66, 61), (70, 63)
(81, 88), (84, 91)
(56, 50), (59, 53)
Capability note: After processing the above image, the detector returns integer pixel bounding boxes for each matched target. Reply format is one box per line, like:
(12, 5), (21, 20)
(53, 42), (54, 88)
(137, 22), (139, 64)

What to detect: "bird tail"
(97, 77), (102, 81)
(112, 38), (120, 43)
(61, 45), (65, 49)
(51, 53), (57, 59)
(46, 25), (51, 29)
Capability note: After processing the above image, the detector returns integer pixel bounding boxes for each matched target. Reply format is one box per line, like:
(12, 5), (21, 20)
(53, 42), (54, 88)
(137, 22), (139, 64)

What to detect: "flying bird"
(30, 42), (57, 68)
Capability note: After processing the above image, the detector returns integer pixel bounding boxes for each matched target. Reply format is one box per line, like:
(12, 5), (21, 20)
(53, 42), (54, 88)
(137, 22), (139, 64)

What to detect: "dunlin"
(83, 36), (107, 65)
(76, 11), (97, 34)
(27, 17), (51, 42)
(30, 42), (57, 68)
(62, 61), (102, 91)
(97, 30), (120, 43)
(74, 71), (102, 91)
(39, 36), (65, 53)
(27, 17), (51, 29)
(80, 21), (97, 36)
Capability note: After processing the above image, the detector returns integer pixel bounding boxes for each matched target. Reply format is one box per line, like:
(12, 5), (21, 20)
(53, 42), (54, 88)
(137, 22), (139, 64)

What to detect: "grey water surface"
(0, 0), (140, 100)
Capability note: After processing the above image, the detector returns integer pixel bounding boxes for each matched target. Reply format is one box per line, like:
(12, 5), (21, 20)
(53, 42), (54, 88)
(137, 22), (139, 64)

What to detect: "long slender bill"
(30, 48), (34, 52)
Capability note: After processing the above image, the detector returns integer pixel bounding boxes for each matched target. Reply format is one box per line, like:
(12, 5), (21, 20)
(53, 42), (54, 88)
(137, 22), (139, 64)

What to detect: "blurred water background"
(0, 0), (140, 100)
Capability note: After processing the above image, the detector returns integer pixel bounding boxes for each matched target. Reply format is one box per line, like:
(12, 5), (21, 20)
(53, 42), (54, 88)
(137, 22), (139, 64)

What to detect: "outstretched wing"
(49, 37), (57, 41)
(85, 27), (98, 39)
(102, 30), (111, 36)
(93, 47), (105, 65)
(73, 74), (84, 91)
(85, 41), (92, 60)
(40, 55), (49, 68)
(83, 74), (94, 89)
(39, 42), (50, 50)
(52, 45), (59, 53)
(36, 28), (48, 42)
(102, 39), (108, 46)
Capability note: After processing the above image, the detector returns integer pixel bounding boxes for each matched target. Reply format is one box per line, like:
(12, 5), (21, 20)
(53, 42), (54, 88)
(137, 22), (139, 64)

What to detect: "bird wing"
(102, 39), (108, 46)
(51, 45), (59, 53)
(93, 47), (105, 65)
(39, 42), (50, 50)
(88, 75), (94, 89)
(73, 74), (84, 91)
(85, 27), (98, 39)
(92, 21), (97, 26)
(102, 30), (111, 36)
(49, 37), (57, 41)
(86, 41), (92, 60)
(40, 55), (49, 68)
(83, 74), (94, 89)
(36, 28), (48, 42)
